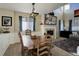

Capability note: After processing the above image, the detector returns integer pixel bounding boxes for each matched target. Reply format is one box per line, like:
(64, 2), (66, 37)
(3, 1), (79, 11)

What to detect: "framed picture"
(2, 16), (12, 26)
(44, 14), (57, 25)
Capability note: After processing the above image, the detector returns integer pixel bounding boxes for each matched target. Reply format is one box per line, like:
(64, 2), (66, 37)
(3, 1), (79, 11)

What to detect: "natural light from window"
(22, 17), (33, 31)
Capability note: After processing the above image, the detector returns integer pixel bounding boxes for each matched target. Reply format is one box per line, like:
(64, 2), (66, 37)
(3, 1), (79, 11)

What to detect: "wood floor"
(4, 42), (72, 56)
(4, 43), (21, 56)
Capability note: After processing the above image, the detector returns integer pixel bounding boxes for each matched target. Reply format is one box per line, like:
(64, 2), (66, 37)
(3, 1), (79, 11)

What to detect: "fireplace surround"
(41, 24), (57, 39)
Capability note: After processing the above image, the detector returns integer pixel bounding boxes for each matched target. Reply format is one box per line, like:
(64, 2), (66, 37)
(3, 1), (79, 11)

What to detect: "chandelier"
(30, 3), (39, 17)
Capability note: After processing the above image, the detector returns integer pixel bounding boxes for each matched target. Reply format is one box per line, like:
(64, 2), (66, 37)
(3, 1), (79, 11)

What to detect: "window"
(64, 4), (70, 10)
(72, 17), (79, 31)
(59, 20), (64, 31)
(22, 17), (34, 31)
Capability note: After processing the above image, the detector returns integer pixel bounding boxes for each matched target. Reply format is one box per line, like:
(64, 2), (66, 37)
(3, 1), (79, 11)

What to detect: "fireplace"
(47, 30), (54, 35)
(42, 26), (57, 39)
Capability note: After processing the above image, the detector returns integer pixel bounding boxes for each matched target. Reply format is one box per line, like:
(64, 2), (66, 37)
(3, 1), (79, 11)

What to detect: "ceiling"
(0, 3), (65, 14)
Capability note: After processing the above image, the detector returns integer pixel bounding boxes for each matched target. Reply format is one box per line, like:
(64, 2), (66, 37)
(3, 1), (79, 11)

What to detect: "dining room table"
(22, 34), (52, 55)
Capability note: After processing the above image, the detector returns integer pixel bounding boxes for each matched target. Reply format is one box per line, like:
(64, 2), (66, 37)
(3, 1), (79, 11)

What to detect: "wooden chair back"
(19, 32), (23, 49)
(25, 29), (31, 35)
(18, 32), (28, 56)
(37, 36), (52, 56)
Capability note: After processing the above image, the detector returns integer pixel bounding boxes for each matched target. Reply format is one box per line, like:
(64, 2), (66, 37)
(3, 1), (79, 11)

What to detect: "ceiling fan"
(30, 3), (39, 17)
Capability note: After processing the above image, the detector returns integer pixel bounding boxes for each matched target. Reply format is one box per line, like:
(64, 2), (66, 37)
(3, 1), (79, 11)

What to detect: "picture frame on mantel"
(44, 14), (57, 25)
(2, 16), (12, 26)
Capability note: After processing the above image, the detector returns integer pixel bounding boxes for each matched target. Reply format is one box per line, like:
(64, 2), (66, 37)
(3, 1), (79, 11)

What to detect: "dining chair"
(29, 36), (40, 56)
(22, 29), (39, 56)
(25, 29), (31, 35)
(18, 32), (28, 56)
(38, 37), (52, 56)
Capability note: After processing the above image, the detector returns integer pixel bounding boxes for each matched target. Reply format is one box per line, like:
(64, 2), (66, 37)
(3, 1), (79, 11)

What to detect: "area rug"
(53, 38), (79, 53)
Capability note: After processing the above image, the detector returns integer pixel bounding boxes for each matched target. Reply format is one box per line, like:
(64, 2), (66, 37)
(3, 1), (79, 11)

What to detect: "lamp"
(30, 3), (39, 17)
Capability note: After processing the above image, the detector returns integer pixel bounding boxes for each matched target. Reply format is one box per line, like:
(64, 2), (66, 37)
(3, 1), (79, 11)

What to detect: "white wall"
(54, 4), (74, 31)
(0, 34), (10, 56)
(0, 8), (42, 33)
(0, 8), (15, 32)
(0, 9), (30, 33)
(0, 33), (20, 56)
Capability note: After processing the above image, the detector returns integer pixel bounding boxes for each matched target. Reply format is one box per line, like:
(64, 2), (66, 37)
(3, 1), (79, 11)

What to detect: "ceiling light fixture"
(30, 3), (39, 17)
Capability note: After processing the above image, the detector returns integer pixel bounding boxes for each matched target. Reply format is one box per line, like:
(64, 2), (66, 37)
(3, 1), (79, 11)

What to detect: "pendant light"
(30, 3), (39, 17)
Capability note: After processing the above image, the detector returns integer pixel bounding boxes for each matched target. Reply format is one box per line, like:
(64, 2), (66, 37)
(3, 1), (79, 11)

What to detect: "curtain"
(33, 17), (35, 31)
(69, 20), (72, 31)
(19, 16), (22, 31)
